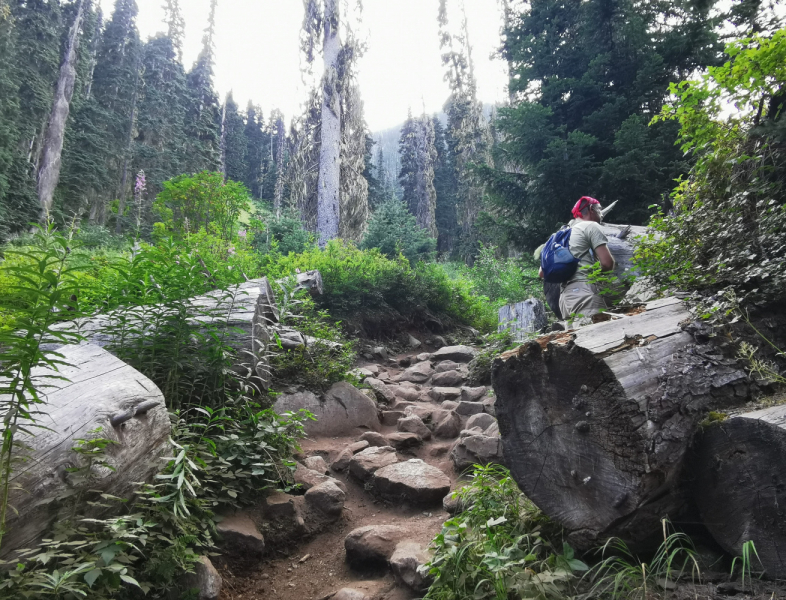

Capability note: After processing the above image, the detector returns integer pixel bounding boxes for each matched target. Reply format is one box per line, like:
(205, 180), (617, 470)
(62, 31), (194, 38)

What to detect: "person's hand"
(538, 267), (544, 279)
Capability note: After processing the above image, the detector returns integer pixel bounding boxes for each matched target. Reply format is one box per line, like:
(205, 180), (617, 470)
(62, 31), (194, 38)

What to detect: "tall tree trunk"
(115, 54), (140, 233)
(37, 0), (88, 220)
(316, 0), (341, 247)
(273, 116), (285, 216)
(84, 8), (102, 99)
(219, 99), (227, 178)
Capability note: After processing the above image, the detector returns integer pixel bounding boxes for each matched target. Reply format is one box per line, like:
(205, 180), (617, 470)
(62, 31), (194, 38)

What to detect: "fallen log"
(1, 344), (170, 560)
(690, 406), (786, 578)
(492, 297), (751, 550)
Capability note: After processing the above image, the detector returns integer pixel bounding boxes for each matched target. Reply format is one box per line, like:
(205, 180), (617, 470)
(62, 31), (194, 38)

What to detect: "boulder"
(349, 440), (370, 453)
(392, 386), (420, 402)
(434, 411), (462, 439)
(408, 334), (422, 349)
(399, 361), (434, 383)
(373, 459), (451, 506)
(443, 491), (467, 515)
(333, 589), (370, 600)
(460, 386), (488, 403)
(273, 382), (380, 437)
(455, 401), (484, 416)
(330, 448), (353, 472)
(359, 432), (388, 447)
(484, 421), (500, 437)
(405, 405), (449, 425)
(466, 413), (496, 431)
(441, 400), (458, 410)
(182, 556), (222, 600)
(381, 410), (406, 426)
(416, 353), (432, 362)
(427, 335), (447, 349)
(428, 387), (462, 402)
(345, 524), (405, 566)
(349, 446), (399, 481)
(398, 356), (412, 368)
(431, 345), (478, 363)
(216, 513), (265, 556)
(435, 360), (461, 373)
(390, 541), (433, 592)
(304, 455), (329, 474)
(290, 269), (324, 297)
(397, 415), (432, 440)
(432, 370), (464, 387)
(305, 480), (345, 517)
(450, 434), (503, 472)
(376, 371), (390, 381)
(294, 462), (347, 493)
(482, 396), (496, 417)
(264, 492), (300, 520)
(385, 432), (423, 452)
(391, 399), (415, 411)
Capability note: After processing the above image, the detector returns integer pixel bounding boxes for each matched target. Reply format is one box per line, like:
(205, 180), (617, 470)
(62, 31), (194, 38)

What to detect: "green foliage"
(263, 240), (497, 334)
(637, 30), (786, 306)
(425, 464), (586, 600)
(360, 200), (437, 264)
(730, 540), (763, 590)
(252, 208), (316, 256)
(154, 171), (250, 242)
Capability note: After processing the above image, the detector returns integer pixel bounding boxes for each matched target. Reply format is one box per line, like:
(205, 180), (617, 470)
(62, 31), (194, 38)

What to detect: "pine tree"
(398, 112), (438, 237)
(273, 113), (286, 213)
(433, 115), (458, 254)
(241, 102), (264, 198)
(339, 81), (369, 241)
(163, 0), (184, 62)
(184, 0), (221, 173)
(0, 0), (21, 238)
(364, 134), (385, 210)
(222, 92), (247, 184)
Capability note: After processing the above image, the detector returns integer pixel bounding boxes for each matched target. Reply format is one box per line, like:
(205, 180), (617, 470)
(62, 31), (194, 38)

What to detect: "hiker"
(539, 196), (615, 319)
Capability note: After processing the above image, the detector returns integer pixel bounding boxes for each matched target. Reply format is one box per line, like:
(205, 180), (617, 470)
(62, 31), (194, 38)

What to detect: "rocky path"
(208, 342), (501, 600)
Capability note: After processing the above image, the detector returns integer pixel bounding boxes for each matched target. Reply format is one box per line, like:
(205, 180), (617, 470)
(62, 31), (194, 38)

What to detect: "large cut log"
(0, 344), (170, 560)
(690, 406), (786, 578)
(498, 298), (548, 341)
(492, 297), (751, 550)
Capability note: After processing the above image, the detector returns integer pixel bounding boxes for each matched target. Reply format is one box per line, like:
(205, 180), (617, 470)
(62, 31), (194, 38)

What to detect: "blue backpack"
(540, 227), (580, 284)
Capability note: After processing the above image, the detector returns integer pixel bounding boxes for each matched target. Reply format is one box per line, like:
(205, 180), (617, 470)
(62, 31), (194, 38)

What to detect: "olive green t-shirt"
(566, 220), (608, 284)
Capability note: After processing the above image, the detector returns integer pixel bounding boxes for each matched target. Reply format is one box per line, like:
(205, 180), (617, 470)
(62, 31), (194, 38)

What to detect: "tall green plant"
(0, 224), (85, 551)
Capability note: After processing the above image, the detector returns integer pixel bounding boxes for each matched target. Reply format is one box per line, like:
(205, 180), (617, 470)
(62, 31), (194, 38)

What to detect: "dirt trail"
(216, 343), (494, 600)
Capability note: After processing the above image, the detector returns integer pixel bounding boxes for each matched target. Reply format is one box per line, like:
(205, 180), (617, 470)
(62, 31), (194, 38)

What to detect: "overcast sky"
(97, 0), (509, 132)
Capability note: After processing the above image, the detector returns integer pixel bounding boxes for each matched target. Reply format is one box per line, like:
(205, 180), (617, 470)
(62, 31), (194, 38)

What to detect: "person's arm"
(595, 244), (615, 272)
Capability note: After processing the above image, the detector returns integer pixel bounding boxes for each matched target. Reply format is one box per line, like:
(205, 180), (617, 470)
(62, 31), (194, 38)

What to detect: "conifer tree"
(163, 0), (184, 62)
(433, 115), (458, 254)
(398, 111), (437, 236)
(273, 113), (286, 214)
(222, 92), (247, 184)
(242, 102), (264, 198)
(0, 0), (21, 238)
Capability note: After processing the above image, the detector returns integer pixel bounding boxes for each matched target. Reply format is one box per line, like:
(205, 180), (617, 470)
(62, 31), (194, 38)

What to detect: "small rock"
(460, 427), (484, 437)
(333, 589), (369, 600)
(366, 364), (382, 375)
(373, 459), (451, 506)
(392, 399), (415, 411)
(274, 383), (380, 436)
(348, 440), (370, 454)
(216, 513), (265, 556)
(392, 386), (420, 402)
(294, 462), (347, 493)
(330, 448), (353, 472)
(408, 334), (422, 349)
(390, 541), (433, 592)
(460, 386), (487, 402)
(405, 405), (449, 425)
(359, 388), (377, 404)
(182, 556), (222, 600)
(349, 446), (399, 481)
(431, 345), (477, 363)
(432, 370), (465, 387)
(359, 431), (388, 447)
(344, 524), (404, 566)
(441, 400), (458, 410)
(428, 387), (462, 402)
(399, 361), (434, 384)
(305, 480), (345, 517)
(381, 410), (406, 426)
(366, 377), (396, 404)
(442, 491), (466, 514)
(304, 456), (329, 474)
(385, 431), (423, 451)
(450, 434), (503, 471)
(416, 352), (432, 362)
(482, 395), (496, 417)
(355, 367), (374, 378)
(434, 411), (462, 439)
(398, 415), (432, 440)
(373, 346), (388, 361)
(376, 371), (390, 381)
(466, 413), (496, 431)
(264, 492), (299, 519)
(398, 356), (412, 368)
(434, 360), (461, 373)
(427, 335), (447, 349)
(455, 401), (484, 416)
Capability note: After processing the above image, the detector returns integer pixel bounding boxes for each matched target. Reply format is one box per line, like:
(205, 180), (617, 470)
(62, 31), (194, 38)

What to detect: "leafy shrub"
(252, 209), (315, 256)
(262, 240), (497, 334)
(360, 200), (436, 264)
(639, 31), (786, 306)
(425, 464), (586, 599)
(73, 224), (129, 251)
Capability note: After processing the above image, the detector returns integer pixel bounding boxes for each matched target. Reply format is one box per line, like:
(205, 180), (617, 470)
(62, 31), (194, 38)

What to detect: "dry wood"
(498, 298), (548, 341)
(492, 297), (751, 550)
(1, 345), (169, 560)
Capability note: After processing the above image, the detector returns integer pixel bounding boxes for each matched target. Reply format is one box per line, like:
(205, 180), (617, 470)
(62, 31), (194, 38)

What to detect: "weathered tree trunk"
(316, 0), (341, 247)
(37, 0), (88, 219)
(273, 116), (285, 216)
(498, 298), (547, 341)
(1, 344), (169, 560)
(115, 53), (140, 233)
(690, 406), (786, 578)
(219, 98), (227, 178)
(492, 297), (751, 550)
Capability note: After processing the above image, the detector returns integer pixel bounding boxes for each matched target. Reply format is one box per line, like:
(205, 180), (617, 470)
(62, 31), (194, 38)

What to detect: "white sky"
(98, 0), (509, 131)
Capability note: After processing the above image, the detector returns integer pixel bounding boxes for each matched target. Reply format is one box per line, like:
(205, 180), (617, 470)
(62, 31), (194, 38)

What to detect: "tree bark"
(492, 297), (751, 550)
(273, 116), (285, 216)
(690, 406), (786, 578)
(316, 0), (341, 247)
(498, 298), (547, 341)
(37, 0), (88, 220)
(115, 53), (140, 233)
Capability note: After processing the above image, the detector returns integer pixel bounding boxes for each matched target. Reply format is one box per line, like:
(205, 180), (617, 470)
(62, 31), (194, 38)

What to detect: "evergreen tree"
(222, 92), (247, 184)
(433, 115), (458, 254)
(272, 113), (286, 212)
(398, 111), (437, 236)
(163, 0), (184, 62)
(241, 102), (264, 198)
(0, 0), (21, 238)
(364, 133), (386, 210)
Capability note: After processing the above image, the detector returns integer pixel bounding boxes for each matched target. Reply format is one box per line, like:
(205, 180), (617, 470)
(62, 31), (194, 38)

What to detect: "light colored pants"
(559, 281), (607, 319)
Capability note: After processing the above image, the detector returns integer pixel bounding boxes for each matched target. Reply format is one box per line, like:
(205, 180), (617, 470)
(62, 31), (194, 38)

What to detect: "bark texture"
(1, 344), (169, 560)
(273, 116), (286, 215)
(492, 297), (751, 550)
(690, 406), (786, 578)
(498, 298), (548, 340)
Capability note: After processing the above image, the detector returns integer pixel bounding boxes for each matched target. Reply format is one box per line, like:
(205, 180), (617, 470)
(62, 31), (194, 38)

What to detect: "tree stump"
(498, 299), (548, 340)
(492, 297), (751, 550)
(690, 406), (786, 578)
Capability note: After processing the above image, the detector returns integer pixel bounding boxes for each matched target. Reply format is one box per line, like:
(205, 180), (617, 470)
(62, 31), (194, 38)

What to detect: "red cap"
(572, 196), (600, 219)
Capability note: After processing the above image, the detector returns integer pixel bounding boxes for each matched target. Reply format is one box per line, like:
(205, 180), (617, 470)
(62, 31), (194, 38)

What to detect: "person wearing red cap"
(540, 196), (616, 319)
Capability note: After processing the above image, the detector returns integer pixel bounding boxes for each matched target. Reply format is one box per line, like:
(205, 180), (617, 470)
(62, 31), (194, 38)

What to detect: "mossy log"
(690, 406), (786, 578)
(492, 297), (751, 550)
